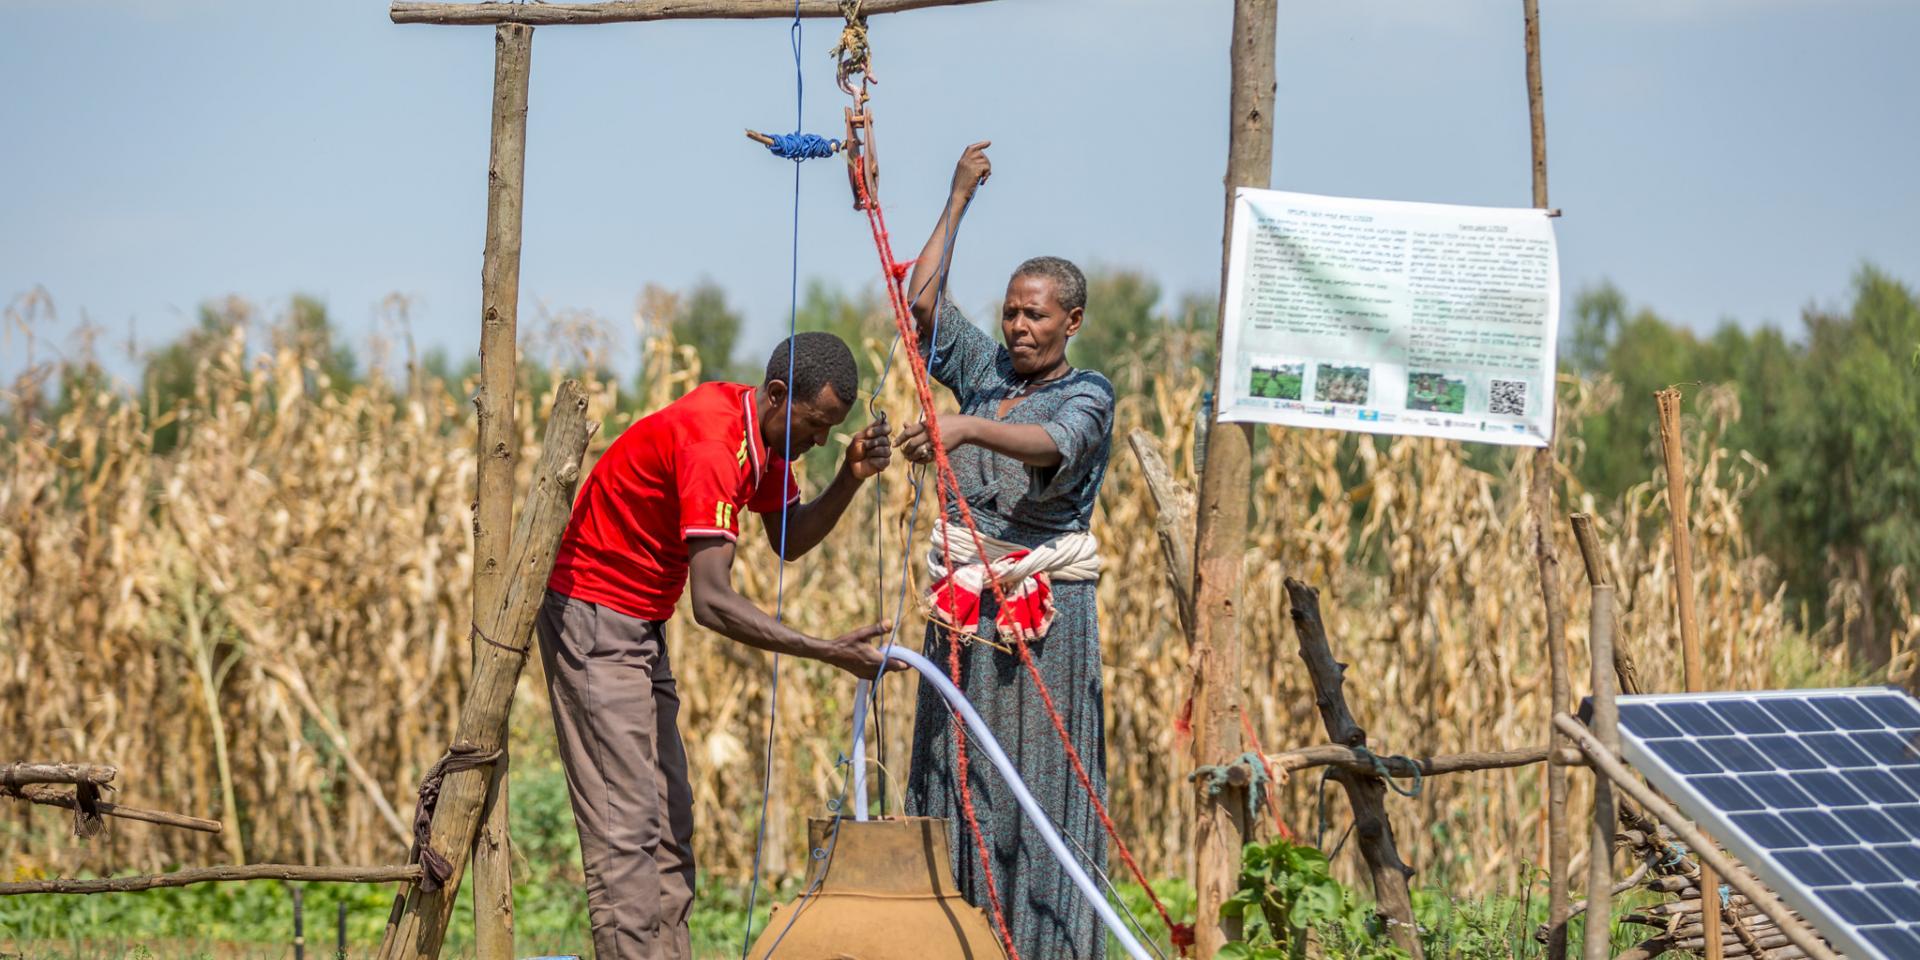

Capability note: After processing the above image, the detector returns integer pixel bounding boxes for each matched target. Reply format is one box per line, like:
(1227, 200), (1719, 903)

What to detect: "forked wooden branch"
(5, 785), (223, 834)
(391, 0), (994, 26)
(377, 381), (597, 960)
(0, 864), (420, 896)
(0, 763), (116, 788)
(1570, 512), (1644, 696)
(1125, 429), (1195, 637)
(1285, 578), (1423, 959)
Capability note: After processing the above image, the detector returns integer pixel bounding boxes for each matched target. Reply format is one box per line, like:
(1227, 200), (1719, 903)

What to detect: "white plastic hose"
(850, 679), (871, 821)
(881, 646), (1152, 960)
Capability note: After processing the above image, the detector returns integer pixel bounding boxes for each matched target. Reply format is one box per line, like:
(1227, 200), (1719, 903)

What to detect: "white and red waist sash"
(924, 518), (1101, 642)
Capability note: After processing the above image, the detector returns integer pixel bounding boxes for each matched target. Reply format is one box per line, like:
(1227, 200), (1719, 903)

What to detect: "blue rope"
(738, 4), (807, 956)
(757, 156), (977, 960)
(764, 132), (841, 160)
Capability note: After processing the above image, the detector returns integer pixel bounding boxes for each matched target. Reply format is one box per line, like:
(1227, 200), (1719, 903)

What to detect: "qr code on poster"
(1489, 379), (1528, 416)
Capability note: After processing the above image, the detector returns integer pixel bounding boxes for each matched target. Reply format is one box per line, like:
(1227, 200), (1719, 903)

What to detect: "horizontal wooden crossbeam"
(1270, 743), (1560, 778)
(0, 863), (422, 896)
(391, 0), (994, 26)
(0, 762), (116, 788)
(5, 784), (224, 834)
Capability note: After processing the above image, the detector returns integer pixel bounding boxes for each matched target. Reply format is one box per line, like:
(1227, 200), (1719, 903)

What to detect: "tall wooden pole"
(1656, 390), (1705, 687)
(473, 22), (533, 960)
(1191, 1), (1276, 955)
(1656, 387), (1722, 960)
(379, 383), (596, 960)
(1521, 3), (1572, 958)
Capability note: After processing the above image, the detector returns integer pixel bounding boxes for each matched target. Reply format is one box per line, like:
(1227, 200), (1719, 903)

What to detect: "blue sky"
(3, 0), (1917, 380)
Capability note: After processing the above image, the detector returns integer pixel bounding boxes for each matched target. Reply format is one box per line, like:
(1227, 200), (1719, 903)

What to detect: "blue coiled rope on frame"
(763, 131), (841, 160)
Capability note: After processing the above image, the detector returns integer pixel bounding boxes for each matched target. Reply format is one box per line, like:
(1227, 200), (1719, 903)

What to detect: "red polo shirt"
(548, 381), (801, 620)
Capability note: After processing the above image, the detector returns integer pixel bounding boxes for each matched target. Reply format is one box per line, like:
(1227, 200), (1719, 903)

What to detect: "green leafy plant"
(1219, 839), (1405, 960)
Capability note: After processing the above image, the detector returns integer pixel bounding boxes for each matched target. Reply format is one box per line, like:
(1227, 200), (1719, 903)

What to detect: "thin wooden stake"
(471, 21), (533, 960)
(1521, 2), (1571, 956)
(1656, 389), (1705, 687)
(1651, 385), (1728, 956)
(295, 885), (308, 960)
(1655, 386), (1722, 960)
(1583, 583), (1619, 960)
(1190, 1), (1277, 954)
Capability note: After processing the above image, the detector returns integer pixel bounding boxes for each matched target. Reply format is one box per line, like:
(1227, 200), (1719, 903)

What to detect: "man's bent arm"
(687, 537), (887, 678)
(764, 461), (863, 561)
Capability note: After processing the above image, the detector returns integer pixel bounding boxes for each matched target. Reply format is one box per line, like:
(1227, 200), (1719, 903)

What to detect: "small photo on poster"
(1247, 358), (1305, 401)
(1407, 371), (1467, 414)
(1314, 363), (1372, 406)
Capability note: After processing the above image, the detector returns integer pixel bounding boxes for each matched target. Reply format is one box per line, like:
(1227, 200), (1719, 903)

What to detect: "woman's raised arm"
(906, 141), (991, 340)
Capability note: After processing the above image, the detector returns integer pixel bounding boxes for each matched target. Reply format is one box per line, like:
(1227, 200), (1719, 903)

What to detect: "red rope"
(1238, 710), (1297, 842)
(855, 184), (1020, 960)
(852, 173), (1194, 954)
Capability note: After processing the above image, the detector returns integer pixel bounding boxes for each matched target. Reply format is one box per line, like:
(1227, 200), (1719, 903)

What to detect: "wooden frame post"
(1190, 1), (1277, 954)
(1570, 512), (1624, 959)
(1520, 3), (1573, 957)
(471, 21), (534, 960)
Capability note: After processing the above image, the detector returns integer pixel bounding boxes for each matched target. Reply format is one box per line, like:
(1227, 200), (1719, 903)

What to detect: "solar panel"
(1614, 687), (1920, 960)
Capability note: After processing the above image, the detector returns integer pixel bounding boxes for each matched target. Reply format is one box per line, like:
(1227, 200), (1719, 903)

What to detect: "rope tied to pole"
(470, 623), (526, 658)
(410, 742), (503, 892)
(1188, 752), (1274, 827)
(1352, 744), (1424, 798)
(1314, 745), (1422, 854)
(0, 782), (106, 838)
(830, 0), (871, 93)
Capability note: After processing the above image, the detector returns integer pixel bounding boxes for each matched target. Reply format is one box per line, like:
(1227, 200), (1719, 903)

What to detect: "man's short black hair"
(764, 331), (858, 407)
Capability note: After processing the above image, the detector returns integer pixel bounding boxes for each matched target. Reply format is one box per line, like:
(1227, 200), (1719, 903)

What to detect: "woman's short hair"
(764, 331), (858, 406)
(1011, 256), (1087, 313)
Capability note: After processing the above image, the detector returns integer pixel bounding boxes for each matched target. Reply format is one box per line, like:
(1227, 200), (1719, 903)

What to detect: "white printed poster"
(1218, 188), (1560, 447)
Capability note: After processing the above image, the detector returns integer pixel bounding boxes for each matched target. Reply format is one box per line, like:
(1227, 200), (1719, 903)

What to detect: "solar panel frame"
(1614, 686), (1920, 960)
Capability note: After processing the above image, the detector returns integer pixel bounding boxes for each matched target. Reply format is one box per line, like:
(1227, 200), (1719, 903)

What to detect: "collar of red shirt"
(737, 383), (770, 484)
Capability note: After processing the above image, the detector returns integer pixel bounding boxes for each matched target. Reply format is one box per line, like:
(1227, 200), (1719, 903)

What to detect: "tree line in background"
(6, 263), (1915, 662)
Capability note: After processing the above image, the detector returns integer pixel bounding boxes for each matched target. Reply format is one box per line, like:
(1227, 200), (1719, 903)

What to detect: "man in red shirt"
(537, 331), (895, 960)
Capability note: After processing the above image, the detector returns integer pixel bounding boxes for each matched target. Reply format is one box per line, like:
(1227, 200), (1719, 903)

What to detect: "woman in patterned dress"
(897, 141), (1117, 960)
